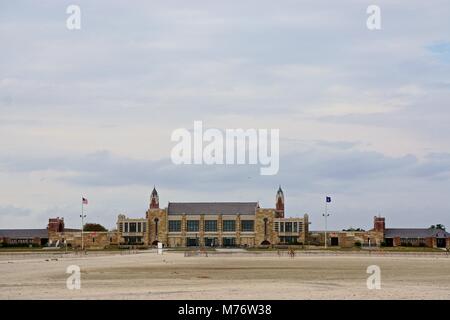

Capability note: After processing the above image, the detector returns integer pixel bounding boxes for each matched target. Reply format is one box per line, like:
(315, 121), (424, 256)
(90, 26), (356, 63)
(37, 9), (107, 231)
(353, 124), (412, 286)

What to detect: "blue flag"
(326, 196), (331, 203)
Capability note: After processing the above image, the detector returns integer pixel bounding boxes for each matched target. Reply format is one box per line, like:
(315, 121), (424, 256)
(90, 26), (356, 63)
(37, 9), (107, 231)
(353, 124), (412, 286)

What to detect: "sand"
(0, 250), (449, 299)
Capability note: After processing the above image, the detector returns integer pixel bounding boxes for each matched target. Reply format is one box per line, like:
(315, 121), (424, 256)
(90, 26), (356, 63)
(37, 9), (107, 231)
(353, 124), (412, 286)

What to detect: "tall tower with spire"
(150, 186), (159, 209)
(275, 185), (284, 218)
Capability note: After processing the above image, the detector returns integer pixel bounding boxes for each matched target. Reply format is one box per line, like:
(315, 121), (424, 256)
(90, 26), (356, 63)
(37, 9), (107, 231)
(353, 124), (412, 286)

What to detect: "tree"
(430, 224), (446, 231)
(83, 223), (108, 232)
(342, 227), (365, 232)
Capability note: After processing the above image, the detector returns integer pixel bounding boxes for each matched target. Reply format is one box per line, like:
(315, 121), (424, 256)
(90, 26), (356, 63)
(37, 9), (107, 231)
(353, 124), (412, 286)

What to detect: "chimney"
(373, 216), (385, 233)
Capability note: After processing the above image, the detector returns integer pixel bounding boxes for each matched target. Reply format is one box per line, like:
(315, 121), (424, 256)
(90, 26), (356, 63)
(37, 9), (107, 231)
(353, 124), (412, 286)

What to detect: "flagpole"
(81, 197), (85, 251)
(324, 201), (327, 248)
(323, 197), (330, 249)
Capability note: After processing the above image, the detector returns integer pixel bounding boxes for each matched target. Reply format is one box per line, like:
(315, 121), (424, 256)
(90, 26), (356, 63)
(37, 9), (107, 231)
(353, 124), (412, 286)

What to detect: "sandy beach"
(1, 250), (449, 300)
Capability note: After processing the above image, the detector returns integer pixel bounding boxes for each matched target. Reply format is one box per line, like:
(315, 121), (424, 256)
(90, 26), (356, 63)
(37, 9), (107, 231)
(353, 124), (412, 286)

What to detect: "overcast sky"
(1, 1), (450, 231)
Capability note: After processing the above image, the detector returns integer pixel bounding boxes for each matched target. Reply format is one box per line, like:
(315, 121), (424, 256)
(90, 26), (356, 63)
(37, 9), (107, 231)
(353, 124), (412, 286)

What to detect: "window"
(280, 222), (285, 232)
(119, 223), (123, 232)
(285, 222), (293, 232)
(222, 237), (236, 247)
(274, 222), (279, 232)
(169, 220), (181, 232)
(204, 237), (218, 246)
(143, 222), (147, 232)
(187, 220), (199, 232)
(129, 222), (137, 233)
(222, 220), (236, 232)
(137, 223), (141, 233)
(124, 223), (129, 233)
(204, 220), (217, 232)
(241, 220), (254, 232)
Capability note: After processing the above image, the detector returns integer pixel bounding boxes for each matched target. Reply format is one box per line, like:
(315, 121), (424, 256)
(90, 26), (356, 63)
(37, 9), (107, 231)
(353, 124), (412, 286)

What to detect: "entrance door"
(384, 238), (394, 247)
(186, 238), (198, 247)
(330, 237), (339, 246)
(436, 238), (446, 248)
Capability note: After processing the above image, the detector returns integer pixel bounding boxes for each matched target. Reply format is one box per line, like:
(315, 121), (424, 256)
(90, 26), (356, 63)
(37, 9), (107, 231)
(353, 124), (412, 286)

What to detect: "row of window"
(186, 237), (236, 247)
(169, 220), (255, 232)
(118, 222), (147, 233)
(274, 221), (302, 233)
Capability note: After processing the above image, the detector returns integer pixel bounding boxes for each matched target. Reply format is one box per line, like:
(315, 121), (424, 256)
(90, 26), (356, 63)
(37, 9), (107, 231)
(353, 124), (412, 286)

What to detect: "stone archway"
(261, 240), (271, 245)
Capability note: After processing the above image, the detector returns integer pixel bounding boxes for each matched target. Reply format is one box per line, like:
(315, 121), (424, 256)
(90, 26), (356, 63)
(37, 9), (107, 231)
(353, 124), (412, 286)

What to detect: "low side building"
(116, 214), (148, 246)
(0, 229), (49, 247)
(47, 217), (119, 249)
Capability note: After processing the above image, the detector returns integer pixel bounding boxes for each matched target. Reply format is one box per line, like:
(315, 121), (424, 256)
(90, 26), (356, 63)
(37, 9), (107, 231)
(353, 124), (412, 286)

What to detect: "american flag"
(82, 197), (88, 205)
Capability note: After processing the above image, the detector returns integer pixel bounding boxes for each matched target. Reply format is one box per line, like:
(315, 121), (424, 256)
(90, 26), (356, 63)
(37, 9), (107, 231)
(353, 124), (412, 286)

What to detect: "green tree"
(83, 223), (108, 232)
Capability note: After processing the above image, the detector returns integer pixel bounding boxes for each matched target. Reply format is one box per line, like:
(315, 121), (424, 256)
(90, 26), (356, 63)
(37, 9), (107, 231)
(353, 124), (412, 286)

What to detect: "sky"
(0, 0), (450, 231)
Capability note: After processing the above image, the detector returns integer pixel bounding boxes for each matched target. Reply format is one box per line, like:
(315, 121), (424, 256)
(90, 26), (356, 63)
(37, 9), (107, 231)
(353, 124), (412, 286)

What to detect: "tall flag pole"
(81, 197), (88, 250)
(323, 196), (331, 248)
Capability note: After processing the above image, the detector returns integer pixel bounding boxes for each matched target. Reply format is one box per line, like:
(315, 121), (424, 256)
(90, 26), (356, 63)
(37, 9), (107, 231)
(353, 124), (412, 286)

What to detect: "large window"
(124, 223), (129, 233)
(169, 220), (181, 232)
(285, 222), (292, 232)
(280, 236), (298, 244)
(241, 220), (254, 232)
(222, 220), (236, 232)
(204, 237), (218, 247)
(204, 220), (217, 232)
(187, 220), (199, 232)
(222, 237), (236, 247)
(129, 222), (137, 233)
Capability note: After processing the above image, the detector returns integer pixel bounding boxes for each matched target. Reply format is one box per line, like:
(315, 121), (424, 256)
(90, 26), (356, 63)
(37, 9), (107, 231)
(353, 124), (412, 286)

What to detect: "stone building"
(308, 216), (449, 249)
(375, 216), (450, 248)
(117, 186), (310, 248)
(48, 217), (118, 249)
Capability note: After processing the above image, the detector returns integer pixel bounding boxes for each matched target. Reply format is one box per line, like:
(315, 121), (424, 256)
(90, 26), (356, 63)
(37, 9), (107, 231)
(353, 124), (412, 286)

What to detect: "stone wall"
(147, 208), (168, 246)
(49, 231), (118, 249)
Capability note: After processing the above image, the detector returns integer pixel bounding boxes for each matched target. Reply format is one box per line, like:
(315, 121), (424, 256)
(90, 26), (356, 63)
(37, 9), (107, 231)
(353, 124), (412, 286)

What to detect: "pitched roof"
(168, 202), (258, 215)
(384, 228), (450, 238)
(0, 229), (48, 239)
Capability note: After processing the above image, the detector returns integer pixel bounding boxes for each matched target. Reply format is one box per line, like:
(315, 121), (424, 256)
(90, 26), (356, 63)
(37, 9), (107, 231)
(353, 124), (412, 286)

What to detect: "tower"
(150, 186), (159, 209)
(373, 216), (385, 233)
(48, 217), (64, 233)
(275, 185), (284, 218)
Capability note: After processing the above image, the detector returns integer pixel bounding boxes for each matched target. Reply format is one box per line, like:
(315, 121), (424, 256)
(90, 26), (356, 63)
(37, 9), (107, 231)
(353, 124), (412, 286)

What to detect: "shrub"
(83, 223), (108, 232)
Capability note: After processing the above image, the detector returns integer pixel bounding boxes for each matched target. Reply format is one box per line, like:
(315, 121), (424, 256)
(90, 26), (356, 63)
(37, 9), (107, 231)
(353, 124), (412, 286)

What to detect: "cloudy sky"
(1, 1), (450, 231)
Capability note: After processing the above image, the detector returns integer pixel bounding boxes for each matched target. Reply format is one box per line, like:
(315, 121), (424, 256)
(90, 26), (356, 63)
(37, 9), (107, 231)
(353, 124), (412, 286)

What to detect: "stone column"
(218, 214), (223, 246)
(181, 213), (186, 247)
(199, 214), (205, 247)
(236, 214), (241, 246)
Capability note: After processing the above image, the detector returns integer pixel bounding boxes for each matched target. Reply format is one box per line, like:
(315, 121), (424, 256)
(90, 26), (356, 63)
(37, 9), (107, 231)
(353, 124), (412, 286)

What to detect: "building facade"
(116, 186), (310, 248)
